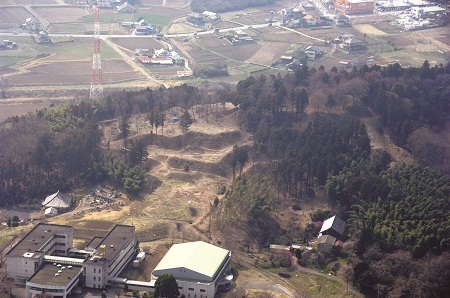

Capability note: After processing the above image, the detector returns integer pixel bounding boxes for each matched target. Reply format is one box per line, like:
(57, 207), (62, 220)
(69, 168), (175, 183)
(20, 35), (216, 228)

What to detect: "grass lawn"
(0, 56), (31, 67)
(268, 268), (346, 297)
(46, 39), (121, 60)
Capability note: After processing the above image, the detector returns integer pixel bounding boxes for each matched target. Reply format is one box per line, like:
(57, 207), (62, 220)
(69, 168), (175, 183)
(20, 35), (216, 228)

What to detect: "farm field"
(0, 102), (56, 122)
(4, 60), (143, 85)
(33, 6), (89, 23)
(165, 0), (189, 8)
(197, 37), (261, 62)
(111, 37), (165, 52)
(0, 6), (32, 25)
(14, 0), (58, 4)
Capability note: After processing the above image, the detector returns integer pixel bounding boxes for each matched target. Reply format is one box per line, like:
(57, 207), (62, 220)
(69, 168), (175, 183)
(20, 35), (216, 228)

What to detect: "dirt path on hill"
(362, 117), (413, 165)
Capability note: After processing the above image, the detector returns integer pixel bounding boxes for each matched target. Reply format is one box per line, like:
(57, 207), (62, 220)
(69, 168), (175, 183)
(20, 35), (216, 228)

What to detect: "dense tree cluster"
(191, 0), (275, 12)
(193, 63), (229, 78)
(0, 103), (102, 206)
(216, 176), (280, 246)
(351, 164), (450, 256)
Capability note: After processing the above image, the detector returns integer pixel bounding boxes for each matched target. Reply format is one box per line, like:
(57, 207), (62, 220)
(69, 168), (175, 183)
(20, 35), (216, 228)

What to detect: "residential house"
(303, 14), (317, 26)
(317, 235), (337, 253)
(203, 11), (220, 23)
(334, 14), (351, 26)
(335, 0), (374, 14)
(135, 25), (152, 35)
(289, 19), (302, 28)
(135, 48), (152, 56)
(117, 2), (136, 13)
(22, 17), (37, 31)
(280, 55), (294, 64)
(301, 1), (316, 11)
(153, 48), (171, 58)
(319, 215), (346, 239)
(342, 37), (367, 52)
(305, 45), (324, 60)
(98, 0), (112, 8)
(187, 13), (205, 25)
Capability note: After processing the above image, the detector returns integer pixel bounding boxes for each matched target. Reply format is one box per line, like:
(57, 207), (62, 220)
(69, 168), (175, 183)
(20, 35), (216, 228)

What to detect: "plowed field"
(6, 60), (143, 85)
(33, 6), (89, 23)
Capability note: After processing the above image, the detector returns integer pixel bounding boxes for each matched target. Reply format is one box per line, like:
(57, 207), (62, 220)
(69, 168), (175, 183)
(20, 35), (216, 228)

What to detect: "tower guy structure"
(90, 1), (103, 100)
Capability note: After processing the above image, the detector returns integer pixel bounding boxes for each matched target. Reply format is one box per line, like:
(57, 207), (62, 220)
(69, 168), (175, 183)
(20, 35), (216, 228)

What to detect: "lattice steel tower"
(90, 2), (103, 101)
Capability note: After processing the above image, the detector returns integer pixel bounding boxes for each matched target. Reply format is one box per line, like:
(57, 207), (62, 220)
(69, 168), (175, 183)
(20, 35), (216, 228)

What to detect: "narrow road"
(101, 37), (161, 85)
(278, 25), (325, 42)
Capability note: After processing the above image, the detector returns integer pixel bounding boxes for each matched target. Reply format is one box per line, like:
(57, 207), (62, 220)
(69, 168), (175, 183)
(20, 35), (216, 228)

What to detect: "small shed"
(136, 251), (146, 261)
(317, 235), (337, 253)
(44, 207), (58, 217)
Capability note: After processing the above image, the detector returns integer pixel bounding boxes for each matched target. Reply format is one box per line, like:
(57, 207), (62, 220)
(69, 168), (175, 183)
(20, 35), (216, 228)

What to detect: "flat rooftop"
(28, 263), (82, 286)
(6, 223), (72, 258)
(95, 225), (135, 261)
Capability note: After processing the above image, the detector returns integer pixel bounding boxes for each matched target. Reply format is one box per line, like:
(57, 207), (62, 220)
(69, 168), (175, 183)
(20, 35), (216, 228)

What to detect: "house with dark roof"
(317, 235), (338, 252)
(305, 45), (324, 60)
(319, 215), (346, 239)
(42, 191), (72, 213)
(342, 37), (367, 53)
(117, 2), (136, 13)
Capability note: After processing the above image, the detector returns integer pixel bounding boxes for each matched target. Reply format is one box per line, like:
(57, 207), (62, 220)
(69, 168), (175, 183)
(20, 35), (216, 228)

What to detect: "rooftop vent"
(110, 245), (114, 248)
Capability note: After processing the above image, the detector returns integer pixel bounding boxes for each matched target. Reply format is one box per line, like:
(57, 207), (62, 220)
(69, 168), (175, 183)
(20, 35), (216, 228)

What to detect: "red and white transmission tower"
(90, 1), (103, 101)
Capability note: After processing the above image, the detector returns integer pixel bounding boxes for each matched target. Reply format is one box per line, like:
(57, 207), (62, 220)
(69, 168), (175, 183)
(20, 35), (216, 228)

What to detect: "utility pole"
(90, 0), (104, 101)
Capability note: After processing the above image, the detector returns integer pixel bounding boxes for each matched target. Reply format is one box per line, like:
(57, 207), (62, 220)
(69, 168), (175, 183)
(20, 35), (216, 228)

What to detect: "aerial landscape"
(0, 0), (449, 297)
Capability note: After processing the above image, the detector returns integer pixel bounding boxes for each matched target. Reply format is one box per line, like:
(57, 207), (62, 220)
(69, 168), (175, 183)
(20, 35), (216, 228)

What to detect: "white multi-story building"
(6, 223), (138, 298)
(151, 241), (233, 298)
(6, 224), (73, 282)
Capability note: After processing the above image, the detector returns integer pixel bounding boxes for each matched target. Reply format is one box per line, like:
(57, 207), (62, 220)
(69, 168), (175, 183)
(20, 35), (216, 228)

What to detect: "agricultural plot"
(246, 41), (290, 66)
(378, 35), (414, 47)
(147, 64), (186, 79)
(0, 0), (14, 5)
(136, 6), (187, 20)
(5, 60), (143, 85)
(0, 6), (32, 25)
(436, 34), (450, 47)
(42, 38), (121, 60)
(111, 37), (165, 52)
(200, 37), (261, 62)
(14, 0), (58, 4)
(165, 0), (189, 8)
(33, 6), (89, 23)
(139, 0), (162, 5)
(185, 43), (227, 65)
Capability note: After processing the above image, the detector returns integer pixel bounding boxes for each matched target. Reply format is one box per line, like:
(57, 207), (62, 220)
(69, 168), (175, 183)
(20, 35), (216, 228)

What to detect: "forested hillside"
(191, 0), (275, 12)
(1, 62), (449, 297)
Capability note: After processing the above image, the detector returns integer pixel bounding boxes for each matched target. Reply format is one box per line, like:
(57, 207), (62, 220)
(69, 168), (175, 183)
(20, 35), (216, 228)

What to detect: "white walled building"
(151, 241), (232, 298)
(6, 224), (73, 282)
(6, 223), (138, 297)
